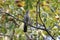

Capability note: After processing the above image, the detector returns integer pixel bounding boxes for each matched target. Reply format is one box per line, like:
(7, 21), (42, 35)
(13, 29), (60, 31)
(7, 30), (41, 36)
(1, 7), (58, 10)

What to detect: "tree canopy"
(0, 0), (60, 40)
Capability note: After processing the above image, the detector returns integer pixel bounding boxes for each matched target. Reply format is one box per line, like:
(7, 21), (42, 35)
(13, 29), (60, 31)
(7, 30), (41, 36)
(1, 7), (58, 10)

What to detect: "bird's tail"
(24, 23), (27, 32)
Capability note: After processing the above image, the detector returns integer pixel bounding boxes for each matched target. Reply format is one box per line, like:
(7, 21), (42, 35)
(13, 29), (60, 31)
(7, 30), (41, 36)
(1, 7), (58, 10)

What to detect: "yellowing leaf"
(21, 1), (25, 6)
(16, 1), (25, 7)
(44, 6), (50, 11)
(43, 1), (48, 6)
(58, 23), (60, 26)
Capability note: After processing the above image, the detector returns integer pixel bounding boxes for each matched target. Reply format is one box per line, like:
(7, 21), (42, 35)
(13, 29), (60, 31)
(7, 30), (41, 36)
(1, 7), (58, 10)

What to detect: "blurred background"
(0, 0), (60, 40)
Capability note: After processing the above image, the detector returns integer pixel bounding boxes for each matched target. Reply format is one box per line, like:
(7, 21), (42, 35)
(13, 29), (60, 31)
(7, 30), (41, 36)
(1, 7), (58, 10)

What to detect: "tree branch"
(0, 11), (45, 30)
(37, 0), (55, 40)
(0, 9), (55, 40)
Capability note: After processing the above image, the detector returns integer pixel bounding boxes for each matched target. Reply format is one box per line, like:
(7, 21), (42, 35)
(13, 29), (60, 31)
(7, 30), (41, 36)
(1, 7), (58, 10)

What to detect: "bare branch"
(37, 0), (55, 40)
(1, 11), (45, 30)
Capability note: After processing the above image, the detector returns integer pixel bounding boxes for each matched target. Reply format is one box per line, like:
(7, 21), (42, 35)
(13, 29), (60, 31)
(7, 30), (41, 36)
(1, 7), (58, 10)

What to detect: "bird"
(24, 10), (30, 32)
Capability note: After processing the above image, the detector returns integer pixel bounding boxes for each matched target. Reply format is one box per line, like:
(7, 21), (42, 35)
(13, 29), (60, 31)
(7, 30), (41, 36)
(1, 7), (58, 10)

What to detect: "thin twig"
(36, 5), (38, 27)
(3, 12), (45, 30)
(37, 0), (55, 40)
(25, 33), (32, 40)
(0, 11), (54, 40)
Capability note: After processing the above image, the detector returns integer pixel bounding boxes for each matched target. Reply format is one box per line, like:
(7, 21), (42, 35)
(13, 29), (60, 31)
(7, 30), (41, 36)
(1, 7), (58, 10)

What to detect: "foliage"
(0, 0), (60, 40)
